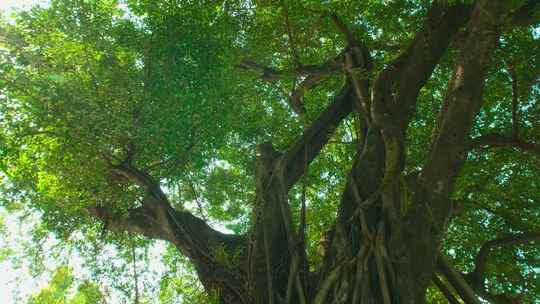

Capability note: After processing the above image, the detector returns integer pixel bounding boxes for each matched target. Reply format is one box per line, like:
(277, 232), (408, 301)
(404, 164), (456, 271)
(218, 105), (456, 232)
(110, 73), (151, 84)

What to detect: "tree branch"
(87, 199), (246, 301)
(336, 0), (474, 226)
(245, 85), (355, 303)
(88, 162), (247, 302)
(236, 58), (343, 115)
(330, 13), (357, 48)
(468, 232), (540, 286)
(459, 232), (540, 304)
(367, 2), (474, 219)
(437, 254), (480, 304)
(371, 2), (474, 130)
(235, 59), (341, 82)
(432, 274), (461, 304)
(469, 133), (540, 156)
(288, 73), (328, 115)
(330, 13), (373, 124)
(280, 84), (354, 190)
(110, 162), (168, 202)
(420, 1), (512, 222)
(87, 203), (167, 240)
(463, 199), (532, 233)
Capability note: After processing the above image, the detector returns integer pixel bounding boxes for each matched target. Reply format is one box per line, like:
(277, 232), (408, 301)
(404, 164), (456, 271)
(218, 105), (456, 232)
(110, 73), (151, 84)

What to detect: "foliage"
(26, 266), (105, 304)
(0, 0), (539, 302)
(158, 246), (219, 304)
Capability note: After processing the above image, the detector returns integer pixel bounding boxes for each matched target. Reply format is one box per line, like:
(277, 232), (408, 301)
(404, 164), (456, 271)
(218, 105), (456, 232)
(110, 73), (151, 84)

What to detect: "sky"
(0, 210), (53, 303)
(0, 0), (48, 12)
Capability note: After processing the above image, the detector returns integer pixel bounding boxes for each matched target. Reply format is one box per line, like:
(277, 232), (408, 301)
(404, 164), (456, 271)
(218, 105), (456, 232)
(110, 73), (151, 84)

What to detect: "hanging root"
(263, 223), (275, 304)
(314, 263), (346, 304)
(352, 244), (369, 303)
(374, 223), (392, 304)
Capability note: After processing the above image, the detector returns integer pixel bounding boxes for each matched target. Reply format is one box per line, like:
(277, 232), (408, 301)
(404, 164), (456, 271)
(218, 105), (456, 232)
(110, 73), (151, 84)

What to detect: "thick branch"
(420, 1), (511, 222)
(337, 1), (474, 212)
(110, 162), (168, 202)
(330, 13), (357, 47)
(87, 189), (241, 257)
(90, 163), (246, 302)
(87, 201), (245, 301)
(469, 133), (540, 156)
(457, 233), (540, 304)
(371, 2), (473, 130)
(462, 199), (532, 233)
(280, 84), (354, 190)
(288, 73), (327, 115)
(247, 78), (355, 304)
(323, 7), (477, 290)
(434, 236), (537, 304)
(468, 232), (540, 285)
(235, 59), (341, 82)
(87, 204), (166, 240)
(246, 85), (355, 303)
(364, 2), (474, 220)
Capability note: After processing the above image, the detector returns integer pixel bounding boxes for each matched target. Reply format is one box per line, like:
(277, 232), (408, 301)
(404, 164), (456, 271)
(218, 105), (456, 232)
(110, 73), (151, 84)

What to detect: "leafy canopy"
(0, 0), (539, 302)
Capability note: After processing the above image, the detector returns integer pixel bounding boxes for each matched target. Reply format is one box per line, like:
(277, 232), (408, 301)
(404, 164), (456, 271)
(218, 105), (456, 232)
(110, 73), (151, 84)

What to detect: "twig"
(186, 173), (208, 221)
(280, 0), (301, 66)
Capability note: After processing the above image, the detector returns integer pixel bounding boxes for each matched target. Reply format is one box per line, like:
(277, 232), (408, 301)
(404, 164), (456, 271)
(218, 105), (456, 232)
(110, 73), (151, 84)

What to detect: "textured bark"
(247, 85), (355, 304)
(312, 2), (479, 303)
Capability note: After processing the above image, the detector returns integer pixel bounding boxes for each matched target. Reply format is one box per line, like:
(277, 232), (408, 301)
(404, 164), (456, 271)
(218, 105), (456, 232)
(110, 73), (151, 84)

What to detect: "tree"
(1, 0), (539, 303)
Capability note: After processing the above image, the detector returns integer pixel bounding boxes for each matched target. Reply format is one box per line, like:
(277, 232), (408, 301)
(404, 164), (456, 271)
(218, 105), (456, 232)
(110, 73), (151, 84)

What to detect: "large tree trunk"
(89, 1), (521, 303)
(238, 2), (509, 303)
